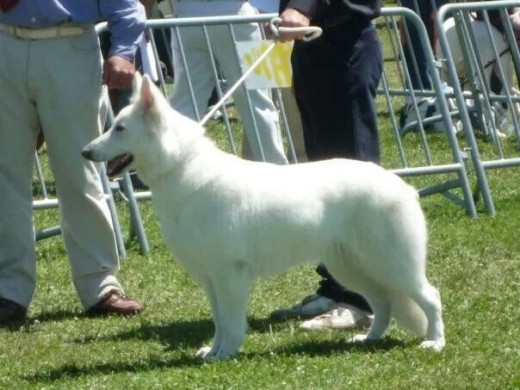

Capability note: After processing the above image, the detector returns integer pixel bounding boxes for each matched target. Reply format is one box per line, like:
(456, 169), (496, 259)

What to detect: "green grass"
(13, 140), (519, 389)
(2, 13), (520, 390)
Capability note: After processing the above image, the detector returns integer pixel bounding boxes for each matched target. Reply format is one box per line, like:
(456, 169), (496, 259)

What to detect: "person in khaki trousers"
(0, 0), (146, 326)
(169, 0), (289, 165)
(247, 0), (307, 162)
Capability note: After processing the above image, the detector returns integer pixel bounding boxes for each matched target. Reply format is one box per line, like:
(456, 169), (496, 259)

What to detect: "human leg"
(33, 30), (142, 312)
(270, 21), (382, 328)
(169, 1), (287, 163)
(270, 263), (374, 330)
(0, 32), (41, 317)
(169, 21), (216, 120)
(210, 2), (287, 163)
(399, 0), (449, 90)
(291, 22), (382, 163)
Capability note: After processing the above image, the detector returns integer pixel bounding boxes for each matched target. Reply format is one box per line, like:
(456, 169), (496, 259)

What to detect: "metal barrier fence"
(435, 0), (520, 216)
(377, 7), (478, 216)
(36, 2), (520, 248)
(33, 149), (131, 256)
(33, 151), (61, 241)
(138, 12), (479, 217)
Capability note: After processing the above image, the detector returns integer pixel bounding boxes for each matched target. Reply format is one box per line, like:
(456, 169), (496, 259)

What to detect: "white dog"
(82, 74), (445, 360)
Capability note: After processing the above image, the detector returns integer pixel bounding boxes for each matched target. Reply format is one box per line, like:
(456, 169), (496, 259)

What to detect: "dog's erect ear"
(130, 72), (143, 103)
(139, 74), (156, 112)
(133, 71), (143, 92)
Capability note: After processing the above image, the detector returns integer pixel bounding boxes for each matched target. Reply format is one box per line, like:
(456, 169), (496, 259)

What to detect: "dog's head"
(82, 72), (193, 181)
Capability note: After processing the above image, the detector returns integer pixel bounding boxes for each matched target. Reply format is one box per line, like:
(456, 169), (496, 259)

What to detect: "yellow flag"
(236, 40), (293, 89)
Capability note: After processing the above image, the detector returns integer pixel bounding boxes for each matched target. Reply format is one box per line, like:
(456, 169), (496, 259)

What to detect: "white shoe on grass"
(299, 303), (373, 331)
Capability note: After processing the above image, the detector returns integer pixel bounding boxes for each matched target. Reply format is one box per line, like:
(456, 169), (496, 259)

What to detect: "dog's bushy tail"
(390, 292), (428, 337)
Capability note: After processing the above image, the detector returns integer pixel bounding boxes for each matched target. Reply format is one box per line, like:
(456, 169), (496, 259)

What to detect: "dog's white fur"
(82, 74), (445, 360)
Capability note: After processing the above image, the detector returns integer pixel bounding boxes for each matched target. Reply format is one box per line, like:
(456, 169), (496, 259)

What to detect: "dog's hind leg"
(352, 291), (391, 345)
(410, 282), (445, 351)
(325, 260), (392, 345)
(196, 263), (253, 361)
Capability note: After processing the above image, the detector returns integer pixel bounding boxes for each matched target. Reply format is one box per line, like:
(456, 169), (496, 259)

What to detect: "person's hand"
(277, 8), (311, 42)
(103, 56), (136, 89)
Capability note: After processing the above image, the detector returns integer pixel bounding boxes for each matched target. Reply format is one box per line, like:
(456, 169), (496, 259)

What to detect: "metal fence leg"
(120, 172), (150, 254)
(100, 164), (127, 258)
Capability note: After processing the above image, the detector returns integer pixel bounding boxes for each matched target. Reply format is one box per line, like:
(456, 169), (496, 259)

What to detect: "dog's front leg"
(196, 276), (223, 360)
(352, 294), (391, 345)
(196, 264), (252, 361)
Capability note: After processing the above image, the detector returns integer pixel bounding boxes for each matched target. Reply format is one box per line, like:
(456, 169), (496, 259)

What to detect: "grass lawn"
(4, 175), (520, 389)
(9, 133), (518, 390)
(1, 7), (520, 390)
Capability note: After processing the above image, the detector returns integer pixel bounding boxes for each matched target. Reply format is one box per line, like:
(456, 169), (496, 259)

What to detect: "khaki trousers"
(0, 28), (122, 309)
(169, 0), (288, 164)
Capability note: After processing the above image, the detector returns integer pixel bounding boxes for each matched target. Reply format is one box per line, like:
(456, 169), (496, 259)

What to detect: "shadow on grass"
(0, 310), (83, 332)
(22, 355), (202, 383)
(19, 315), (408, 384)
(75, 318), (215, 349)
(22, 335), (406, 384)
(24, 312), (408, 354)
(31, 309), (83, 323)
(69, 316), (277, 349)
(266, 337), (408, 358)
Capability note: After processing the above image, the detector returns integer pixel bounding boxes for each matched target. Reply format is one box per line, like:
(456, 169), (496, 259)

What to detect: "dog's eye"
(115, 124), (125, 132)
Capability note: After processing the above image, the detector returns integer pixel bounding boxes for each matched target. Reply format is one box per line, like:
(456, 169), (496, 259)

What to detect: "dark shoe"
(0, 298), (27, 326)
(86, 290), (144, 317)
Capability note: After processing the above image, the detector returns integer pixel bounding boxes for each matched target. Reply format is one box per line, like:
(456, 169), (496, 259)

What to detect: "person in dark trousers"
(269, 0), (383, 331)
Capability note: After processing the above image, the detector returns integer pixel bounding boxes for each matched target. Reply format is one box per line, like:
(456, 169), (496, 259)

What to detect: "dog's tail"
(390, 292), (428, 337)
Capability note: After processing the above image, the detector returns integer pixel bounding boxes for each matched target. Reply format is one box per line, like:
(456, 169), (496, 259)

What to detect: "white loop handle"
(270, 17), (322, 42)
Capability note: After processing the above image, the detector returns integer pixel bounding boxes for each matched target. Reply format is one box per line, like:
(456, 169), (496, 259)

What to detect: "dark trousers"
(291, 20), (383, 314)
(292, 20), (382, 163)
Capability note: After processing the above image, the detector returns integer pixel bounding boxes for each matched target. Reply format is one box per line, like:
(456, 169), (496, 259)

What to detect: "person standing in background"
(168, 0), (289, 164)
(270, 0), (383, 331)
(0, 0), (146, 325)
(250, 0), (308, 162)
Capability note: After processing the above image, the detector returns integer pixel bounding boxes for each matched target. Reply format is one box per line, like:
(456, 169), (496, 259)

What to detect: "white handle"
(270, 17), (322, 42)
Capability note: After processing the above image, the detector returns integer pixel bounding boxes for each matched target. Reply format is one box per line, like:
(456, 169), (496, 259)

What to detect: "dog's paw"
(352, 334), (368, 343)
(195, 346), (213, 359)
(195, 345), (236, 361)
(352, 334), (380, 345)
(419, 339), (445, 352)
